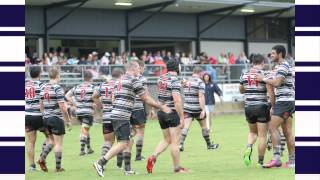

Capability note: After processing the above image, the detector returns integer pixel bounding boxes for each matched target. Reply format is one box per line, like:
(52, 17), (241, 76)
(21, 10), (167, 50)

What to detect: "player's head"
(252, 54), (265, 67)
(29, 66), (42, 79)
(193, 66), (203, 76)
(125, 60), (140, 77)
(203, 73), (211, 83)
(48, 68), (60, 82)
(271, 45), (286, 62)
(166, 59), (180, 75)
(84, 70), (93, 82)
(137, 60), (145, 75)
(112, 67), (124, 79)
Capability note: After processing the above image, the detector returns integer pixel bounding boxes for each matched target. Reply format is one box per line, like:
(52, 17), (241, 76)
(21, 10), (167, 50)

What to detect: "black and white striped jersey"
(183, 76), (205, 113)
(25, 80), (44, 116)
(40, 83), (65, 119)
(96, 79), (117, 121)
(274, 61), (295, 102)
(69, 82), (95, 116)
(133, 75), (148, 111)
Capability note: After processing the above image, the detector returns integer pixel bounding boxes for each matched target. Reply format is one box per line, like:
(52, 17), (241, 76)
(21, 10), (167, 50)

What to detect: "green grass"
(26, 114), (294, 180)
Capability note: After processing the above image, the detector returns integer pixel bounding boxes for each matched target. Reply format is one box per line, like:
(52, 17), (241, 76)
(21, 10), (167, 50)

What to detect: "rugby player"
(256, 45), (295, 168)
(38, 68), (72, 172)
(65, 70), (96, 156)
(179, 67), (219, 152)
(25, 66), (49, 171)
(146, 60), (189, 174)
(93, 61), (171, 177)
(239, 54), (273, 167)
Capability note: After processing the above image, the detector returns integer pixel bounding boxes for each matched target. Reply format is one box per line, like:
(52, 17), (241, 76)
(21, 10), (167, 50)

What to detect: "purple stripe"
(296, 5), (320, 27)
(296, 137), (320, 142)
(296, 72), (320, 100)
(296, 106), (320, 111)
(0, 72), (24, 100)
(0, 62), (24, 66)
(0, 106), (24, 111)
(0, 31), (25, 36)
(295, 62), (320, 66)
(296, 146), (320, 174)
(295, 31), (320, 36)
(0, 137), (24, 142)
(0, 5), (25, 27)
(0, 146), (24, 174)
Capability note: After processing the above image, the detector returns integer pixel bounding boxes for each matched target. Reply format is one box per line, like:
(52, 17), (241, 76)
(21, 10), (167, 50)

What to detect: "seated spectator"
(109, 52), (116, 64)
(100, 52), (110, 65)
(181, 52), (190, 65)
(78, 56), (87, 65)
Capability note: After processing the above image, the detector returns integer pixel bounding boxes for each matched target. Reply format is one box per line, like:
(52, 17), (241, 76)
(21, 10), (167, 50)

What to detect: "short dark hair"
(29, 66), (42, 78)
(166, 59), (179, 72)
(193, 66), (203, 74)
(252, 54), (264, 65)
(84, 70), (93, 81)
(272, 45), (286, 58)
(112, 68), (124, 78)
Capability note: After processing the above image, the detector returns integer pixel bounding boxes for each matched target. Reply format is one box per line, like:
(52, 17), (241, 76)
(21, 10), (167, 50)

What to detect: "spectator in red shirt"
(228, 52), (235, 64)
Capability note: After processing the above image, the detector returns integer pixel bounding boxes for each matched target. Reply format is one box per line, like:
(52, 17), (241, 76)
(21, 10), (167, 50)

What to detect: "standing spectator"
(109, 52), (116, 64)
(25, 53), (31, 65)
(236, 52), (249, 64)
(203, 73), (223, 132)
(174, 52), (181, 63)
(87, 54), (93, 65)
(58, 52), (67, 65)
(154, 51), (163, 61)
(78, 56), (87, 65)
(181, 52), (190, 65)
(92, 51), (100, 65)
(42, 53), (51, 66)
(121, 52), (128, 64)
(147, 52), (155, 64)
(141, 50), (148, 64)
(163, 51), (173, 63)
(228, 52), (235, 65)
(161, 50), (166, 59)
(101, 52), (110, 65)
(209, 56), (218, 65)
(130, 52), (139, 61)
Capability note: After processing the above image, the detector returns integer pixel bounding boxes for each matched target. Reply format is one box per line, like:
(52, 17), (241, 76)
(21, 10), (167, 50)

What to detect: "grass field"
(25, 114), (294, 180)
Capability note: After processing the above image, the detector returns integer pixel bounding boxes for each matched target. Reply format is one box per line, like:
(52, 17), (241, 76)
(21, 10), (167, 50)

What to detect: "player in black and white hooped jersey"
(25, 66), (49, 172)
(38, 68), (72, 173)
(93, 61), (171, 177)
(65, 70), (96, 156)
(179, 67), (219, 152)
(256, 45), (295, 168)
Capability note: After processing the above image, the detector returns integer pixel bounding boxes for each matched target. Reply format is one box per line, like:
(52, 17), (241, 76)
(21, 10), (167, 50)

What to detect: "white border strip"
(0, 142), (24, 146)
(295, 36), (320, 62)
(0, 100), (25, 106)
(0, 67), (25, 72)
(0, 174), (25, 180)
(0, 111), (24, 137)
(0, 0), (25, 5)
(296, 174), (320, 180)
(0, 27), (25, 31)
(296, 27), (320, 32)
(296, 100), (320, 106)
(296, 142), (320, 146)
(295, 0), (320, 5)
(296, 111), (320, 137)
(295, 67), (320, 72)
(0, 36), (25, 62)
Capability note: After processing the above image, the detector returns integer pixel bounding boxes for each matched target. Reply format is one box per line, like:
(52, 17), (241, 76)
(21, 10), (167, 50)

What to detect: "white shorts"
(205, 105), (215, 113)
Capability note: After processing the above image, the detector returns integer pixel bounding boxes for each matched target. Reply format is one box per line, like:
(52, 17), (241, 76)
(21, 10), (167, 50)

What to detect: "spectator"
(130, 52), (139, 61)
(228, 52), (235, 65)
(109, 52), (116, 64)
(203, 73), (223, 132)
(154, 58), (167, 76)
(78, 56), (87, 65)
(218, 53), (227, 64)
(161, 50), (166, 59)
(181, 52), (191, 65)
(100, 52), (110, 65)
(236, 52), (248, 64)
(121, 52), (128, 64)
(209, 56), (218, 65)
(42, 53), (51, 66)
(148, 52), (155, 64)
(141, 50), (148, 64)
(25, 53), (31, 65)
(92, 51), (100, 65)
(87, 54), (93, 65)
(154, 51), (163, 62)
(163, 51), (173, 62)
(58, 52), (67, 65)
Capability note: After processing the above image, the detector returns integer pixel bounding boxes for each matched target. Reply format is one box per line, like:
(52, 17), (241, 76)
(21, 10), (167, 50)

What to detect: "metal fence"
(25, 64), (274, 88)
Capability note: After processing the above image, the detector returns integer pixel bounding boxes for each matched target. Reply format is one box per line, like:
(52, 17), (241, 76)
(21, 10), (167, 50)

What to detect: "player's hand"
(256, 74), (264, 82)
(66, 121), (72, 131)
(161, 104), (172, 114)
(199, 109), (206, 119)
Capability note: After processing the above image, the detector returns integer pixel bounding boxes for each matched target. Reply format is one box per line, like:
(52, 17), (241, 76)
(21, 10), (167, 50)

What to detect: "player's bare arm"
(173, 92), (184, 127)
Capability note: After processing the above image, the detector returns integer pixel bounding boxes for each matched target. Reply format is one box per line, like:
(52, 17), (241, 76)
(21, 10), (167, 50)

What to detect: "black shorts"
(44, 116), (65, 136)
(25, 115), (45, 132)
(245, 104), (271, 124)
(130, 110), (147, 126)
(157, 111), (180, 130)
(273, 101), (295, 119)
(102, 121), (114, 134)
(184, 111), (206, 121)
(112, 120), (131, 141)
(77, 115), (94, 127)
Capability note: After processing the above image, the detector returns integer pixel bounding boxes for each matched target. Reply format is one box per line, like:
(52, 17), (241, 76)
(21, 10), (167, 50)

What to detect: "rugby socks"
(258, 155), (264, 165)
(98, 156), (108, 166)
(123, 152), (132, 171)
(136, 137), (144, 159)
(180, 128), (189, 147)
(117, 152), (123, 168)
(202, 128), (211, 146)
(247, 144), (253, 148)
(101, 142), (112, 157)
(80, 135), (86, 153)
(280, 134), (286, 155)
(41, 143), (53, 160)
(273, 145), (281, 161)
(55, 152), (62, 169)
(86, 136), (91, 150)
(289, 154), (295, 164)
(40, 140), (47, 157)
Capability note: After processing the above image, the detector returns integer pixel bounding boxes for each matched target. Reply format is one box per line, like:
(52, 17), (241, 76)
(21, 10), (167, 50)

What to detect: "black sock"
(41, 143), (53, 160)
(55, 152), (62, 169)
(30, 164), (36, 168)
(280, 134), (286, 153)
(202, 128), (211, 146)
(98, 156), (108, 166)
(86, 136), (91, 149)
(180, 128), (188, 147)
(80, 136), (86, 153)
(40, 141), (47, 157)
(117, 152), (123, 168)
(123, 152), (131, 171)
(136, 138), (144, 158)
(258, 155), (264, 164)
